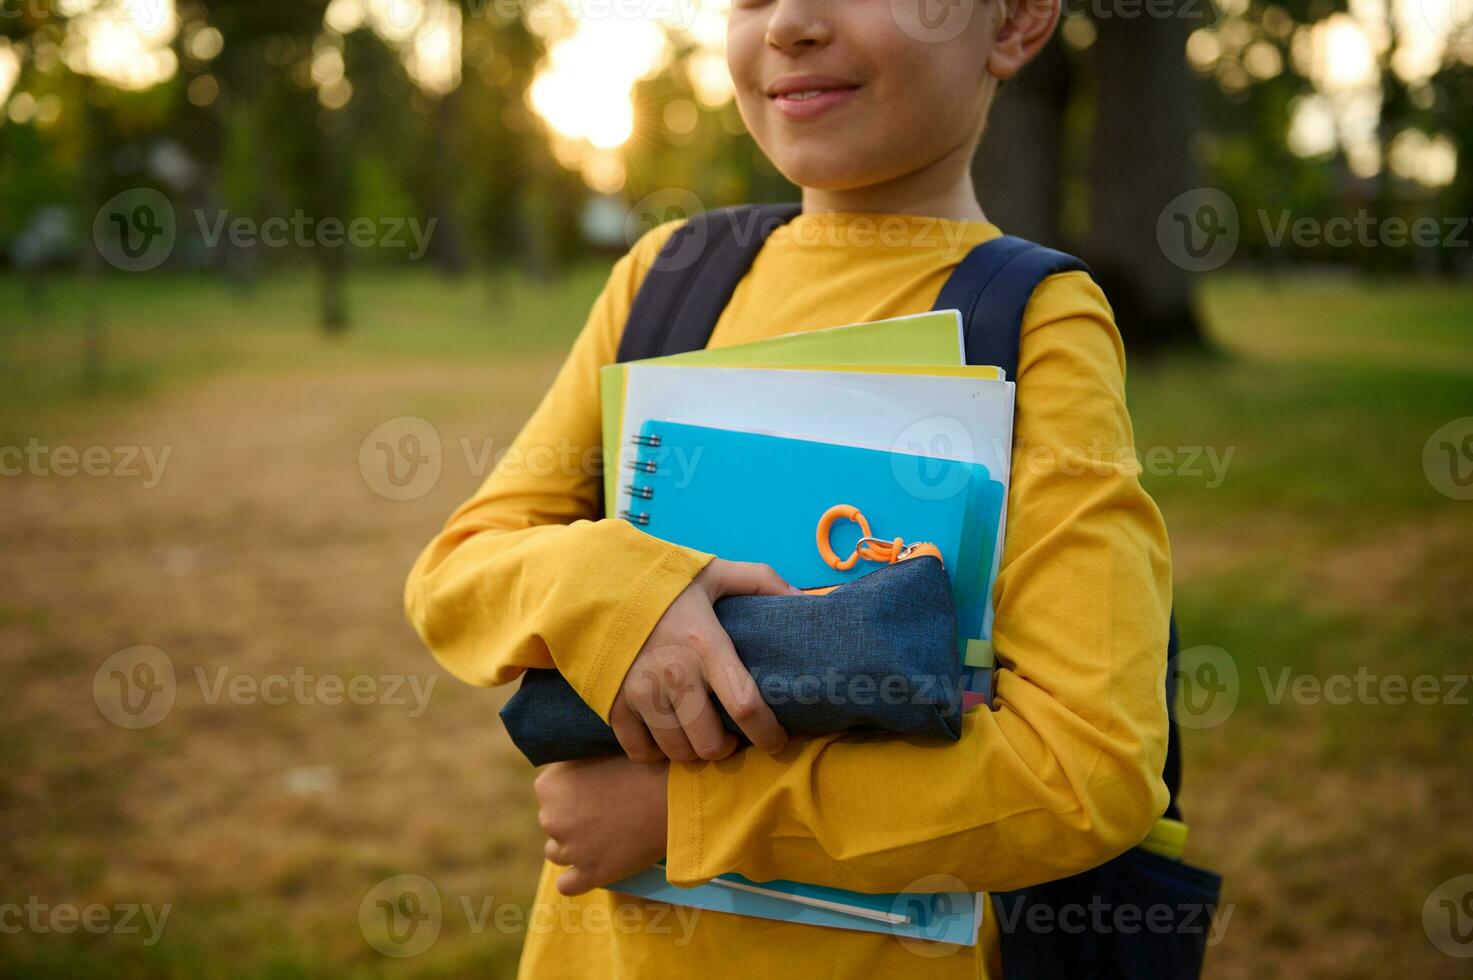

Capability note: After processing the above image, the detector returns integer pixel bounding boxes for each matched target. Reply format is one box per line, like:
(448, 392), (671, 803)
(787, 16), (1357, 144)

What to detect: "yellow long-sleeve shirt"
(405, 211), (1172, 978)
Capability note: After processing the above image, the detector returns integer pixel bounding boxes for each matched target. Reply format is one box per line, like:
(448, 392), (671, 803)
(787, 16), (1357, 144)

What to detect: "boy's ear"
(986, 0), (1062, 81)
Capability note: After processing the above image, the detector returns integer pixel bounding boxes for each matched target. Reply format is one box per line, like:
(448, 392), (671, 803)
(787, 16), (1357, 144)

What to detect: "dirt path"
(1, 360), (568, 969)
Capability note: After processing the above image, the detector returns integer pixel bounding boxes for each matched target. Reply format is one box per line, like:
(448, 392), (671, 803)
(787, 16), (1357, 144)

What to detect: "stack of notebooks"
(598, 310), (1014, 947)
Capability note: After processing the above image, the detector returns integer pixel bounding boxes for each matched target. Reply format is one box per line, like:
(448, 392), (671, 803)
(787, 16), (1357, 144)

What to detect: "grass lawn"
(1, 266), (1470, 978)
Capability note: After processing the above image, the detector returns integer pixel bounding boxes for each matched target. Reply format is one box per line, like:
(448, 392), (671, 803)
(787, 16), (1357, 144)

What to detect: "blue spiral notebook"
(622, 419), (1004, 655)
(613, 419), (998, 944)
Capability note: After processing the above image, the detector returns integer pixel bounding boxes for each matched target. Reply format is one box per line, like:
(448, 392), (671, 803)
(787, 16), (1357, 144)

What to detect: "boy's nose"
(764, 0), (836, 52)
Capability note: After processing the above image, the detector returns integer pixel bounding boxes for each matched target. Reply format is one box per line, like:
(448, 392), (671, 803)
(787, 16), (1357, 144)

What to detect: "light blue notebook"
(615, 419), (998, 944)
(622, 419), (1004, 649)
(618, 864), (984, 946)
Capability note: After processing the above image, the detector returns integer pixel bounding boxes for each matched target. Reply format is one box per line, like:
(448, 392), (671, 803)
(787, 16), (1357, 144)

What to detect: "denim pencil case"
(499, 554), (963, 766)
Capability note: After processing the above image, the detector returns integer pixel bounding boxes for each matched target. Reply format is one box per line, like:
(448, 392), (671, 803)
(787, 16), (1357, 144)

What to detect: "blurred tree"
(1082, 7), (1203, 353)
(205, 0), (349, 331)
(971, 37), (1072, 244)
(972, 19), (1206, 354)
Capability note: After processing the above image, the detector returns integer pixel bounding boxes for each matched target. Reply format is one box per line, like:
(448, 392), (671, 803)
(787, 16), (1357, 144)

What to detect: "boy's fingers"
(544, 838), (571, 865)
(703, 640), (786, 753)
(711, 560), (804, 599)
(680, 696), (738, 761)
(610, 695), (662, 763)
(556, 867), (593, 896)
(640, 690), (699, 762)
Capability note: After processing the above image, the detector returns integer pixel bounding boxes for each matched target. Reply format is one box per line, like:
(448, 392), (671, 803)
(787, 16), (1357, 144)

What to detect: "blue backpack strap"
(933, 235), (1182, 821)
(932, 234), (1091, 380)
(615, 203), (803, 362)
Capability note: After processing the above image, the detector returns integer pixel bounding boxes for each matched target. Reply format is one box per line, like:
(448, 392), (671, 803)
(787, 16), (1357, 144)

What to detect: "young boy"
(405, 0), (1172, 974)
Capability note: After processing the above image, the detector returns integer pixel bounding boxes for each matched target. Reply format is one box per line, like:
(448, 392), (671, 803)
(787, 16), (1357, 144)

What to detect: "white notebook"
(617, 363), (1017, 638)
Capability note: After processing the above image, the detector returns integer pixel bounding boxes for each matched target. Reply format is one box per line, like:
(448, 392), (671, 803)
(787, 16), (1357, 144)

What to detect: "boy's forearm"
(406, 516), (713, 719)
(665, 658), (1170, 895)
(404, 220), (709, 717)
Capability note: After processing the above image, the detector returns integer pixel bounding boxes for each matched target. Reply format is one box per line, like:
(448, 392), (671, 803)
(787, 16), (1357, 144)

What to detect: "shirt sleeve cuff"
(566, 526), (714, 722)
(665, 760), (708, 886)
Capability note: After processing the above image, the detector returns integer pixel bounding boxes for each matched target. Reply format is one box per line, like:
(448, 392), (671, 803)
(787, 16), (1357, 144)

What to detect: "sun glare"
(527, 0), (730, 186)
(62, 0), (179, 91)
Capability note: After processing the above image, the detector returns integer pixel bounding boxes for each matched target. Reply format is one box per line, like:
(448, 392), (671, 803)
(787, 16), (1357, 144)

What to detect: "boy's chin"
(764, 149), (893, 196)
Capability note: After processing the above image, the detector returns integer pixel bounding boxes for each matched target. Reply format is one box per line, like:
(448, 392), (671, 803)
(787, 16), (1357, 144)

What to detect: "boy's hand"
(610, 558), (799, 763)
(536, 756), (668, 895)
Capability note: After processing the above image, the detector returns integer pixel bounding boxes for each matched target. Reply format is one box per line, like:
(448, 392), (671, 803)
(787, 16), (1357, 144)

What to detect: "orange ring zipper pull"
(817, 504), (871, 571)
(816, 505), (943, 571)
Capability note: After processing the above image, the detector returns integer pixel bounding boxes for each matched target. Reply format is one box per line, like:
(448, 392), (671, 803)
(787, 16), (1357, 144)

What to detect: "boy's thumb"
(717, 560), (803, 598)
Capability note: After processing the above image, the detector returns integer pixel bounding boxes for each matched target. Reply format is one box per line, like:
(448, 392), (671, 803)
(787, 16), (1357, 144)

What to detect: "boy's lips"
(766, 75), (861, 121)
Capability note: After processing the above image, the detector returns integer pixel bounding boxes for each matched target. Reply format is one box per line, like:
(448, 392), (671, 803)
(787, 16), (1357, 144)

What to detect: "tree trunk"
(424, 90), (468, 276)
(82, 81), (107, 387)
(1083, 13), (1204, 353)
(316, 104), (351, 334)
(971, 38), (1071, 245)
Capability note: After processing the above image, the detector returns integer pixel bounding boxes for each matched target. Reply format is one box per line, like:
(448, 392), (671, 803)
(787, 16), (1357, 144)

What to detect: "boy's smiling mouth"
(766, 74), (862, 121)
